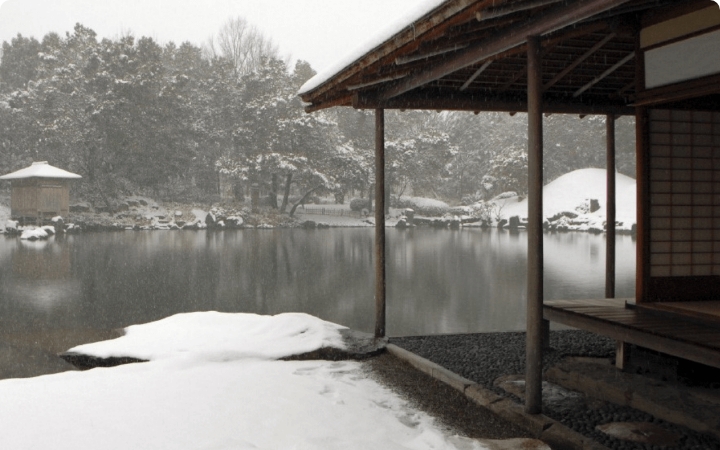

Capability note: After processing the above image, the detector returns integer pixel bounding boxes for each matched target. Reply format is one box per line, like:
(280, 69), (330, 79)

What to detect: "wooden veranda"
(299, 0), (720, 414)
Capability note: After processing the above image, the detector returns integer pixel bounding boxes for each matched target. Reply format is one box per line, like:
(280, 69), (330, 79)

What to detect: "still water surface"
(0, 229), (635, 376)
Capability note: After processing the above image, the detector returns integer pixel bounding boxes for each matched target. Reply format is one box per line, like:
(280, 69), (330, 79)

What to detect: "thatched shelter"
(0, 161), (81, 222)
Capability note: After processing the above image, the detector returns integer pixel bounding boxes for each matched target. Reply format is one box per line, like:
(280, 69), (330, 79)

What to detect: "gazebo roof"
(0, 161), (82, 180)
(299, 0), (709, 115)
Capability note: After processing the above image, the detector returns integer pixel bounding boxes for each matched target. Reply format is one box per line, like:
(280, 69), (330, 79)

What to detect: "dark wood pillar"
(374, 108), (387, 338)
(606, 114), (616, 299)
(526, 35), (544, 415)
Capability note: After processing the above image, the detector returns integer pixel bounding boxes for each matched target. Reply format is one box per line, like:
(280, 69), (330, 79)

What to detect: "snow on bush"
(395, 196), (449, 217)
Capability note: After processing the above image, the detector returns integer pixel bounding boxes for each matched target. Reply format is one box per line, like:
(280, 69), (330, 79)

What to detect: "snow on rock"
(69, 312), (347, 362)
(20, 227), (49, 240)
(4, 219), (18, 233)
(492, 168), (636, 231)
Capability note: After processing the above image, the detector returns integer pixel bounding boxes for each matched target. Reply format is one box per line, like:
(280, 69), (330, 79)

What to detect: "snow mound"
(69, 312), (347, 362)
(495, 168), (636, 231)
(20, 227), (50, 240)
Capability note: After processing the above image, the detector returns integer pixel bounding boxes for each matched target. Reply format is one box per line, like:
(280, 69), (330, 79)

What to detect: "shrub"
(395, 196), (449, 217)
(350, 197), (370, 211)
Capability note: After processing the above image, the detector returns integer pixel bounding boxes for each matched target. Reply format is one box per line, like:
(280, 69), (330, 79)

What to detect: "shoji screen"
(648, 109), (720, 283)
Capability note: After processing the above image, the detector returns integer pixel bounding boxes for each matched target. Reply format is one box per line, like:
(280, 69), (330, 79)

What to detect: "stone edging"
(386, 344), (610, 450)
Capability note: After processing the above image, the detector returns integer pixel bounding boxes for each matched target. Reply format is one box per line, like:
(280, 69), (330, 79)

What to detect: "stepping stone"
(595, 422), (680, 445)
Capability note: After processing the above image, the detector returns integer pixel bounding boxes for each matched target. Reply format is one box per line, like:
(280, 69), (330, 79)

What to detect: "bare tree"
(204, 17), (279, 77)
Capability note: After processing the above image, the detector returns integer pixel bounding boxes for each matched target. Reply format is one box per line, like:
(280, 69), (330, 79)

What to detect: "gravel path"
(391, 330), (720, 450)
(365, 353), (533, 442)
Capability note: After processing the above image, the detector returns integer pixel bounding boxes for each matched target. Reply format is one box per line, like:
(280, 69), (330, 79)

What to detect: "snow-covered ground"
(0, 312), (493, 450)
(493, 168), (636, 231)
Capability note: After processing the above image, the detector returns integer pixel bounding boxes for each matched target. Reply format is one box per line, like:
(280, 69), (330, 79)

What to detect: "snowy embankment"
(0, 312), (493, 450)
(491, 168), (636, 232)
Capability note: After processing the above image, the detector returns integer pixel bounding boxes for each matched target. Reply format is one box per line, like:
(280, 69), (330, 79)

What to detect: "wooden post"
(606, 114), (616, 299)
(607, 114), (627, 368)
(526, 35), (544, 415)
(374, 108), (387, 338)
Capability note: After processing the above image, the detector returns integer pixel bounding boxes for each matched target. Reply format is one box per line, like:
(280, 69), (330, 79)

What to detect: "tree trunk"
(385, 170), (392, 214)
(280, 173), (292, 213)
(269, 173), (279, 209)
(367, 183), (373, 212)
(289, 184), (323, 217)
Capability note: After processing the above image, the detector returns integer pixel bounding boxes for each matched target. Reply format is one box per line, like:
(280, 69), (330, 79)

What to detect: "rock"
(125, 199), (140, 207)
(317, 222), (330, 229)
(175, 220), (186, 227)
(174, 210), (183, 218)
(4, 220), (19, 234)
(69, 202), (91, 213)
(476, 438), (550, 450)
(205, 213), (216, 229)
(20, 228), (49, 240)
(497, 218), (508, 229)
(303, 220), (317, 229)
(595, 422), (680, 445)
(395, 218), (408, 229)
(226, 216), (244, 228)
(548, 211), (578, 222)
(508, 216), (520, 229)
(589, 198), (600, 213)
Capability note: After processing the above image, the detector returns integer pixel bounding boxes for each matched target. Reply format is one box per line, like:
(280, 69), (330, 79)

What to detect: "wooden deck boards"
(543, 298), (720, 369)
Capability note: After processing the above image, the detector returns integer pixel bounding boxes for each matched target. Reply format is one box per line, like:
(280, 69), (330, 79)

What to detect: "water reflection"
(0, 229), (635, 370)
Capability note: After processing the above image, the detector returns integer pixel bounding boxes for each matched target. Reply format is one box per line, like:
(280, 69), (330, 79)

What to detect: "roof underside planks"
(300, 0), (709, 116)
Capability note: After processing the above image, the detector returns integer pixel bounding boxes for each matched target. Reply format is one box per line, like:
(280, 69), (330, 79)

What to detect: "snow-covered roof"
(298, 0), (447, 96)
(0, 161), (82, 180)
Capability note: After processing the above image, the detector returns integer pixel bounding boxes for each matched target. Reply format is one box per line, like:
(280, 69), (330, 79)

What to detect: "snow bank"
(494, 168), (636, 231)
(0, 312), (491, 450)
(69, 312), (347, 362)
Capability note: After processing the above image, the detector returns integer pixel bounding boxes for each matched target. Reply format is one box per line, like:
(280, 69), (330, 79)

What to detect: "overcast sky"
(0, 0), (419, 73)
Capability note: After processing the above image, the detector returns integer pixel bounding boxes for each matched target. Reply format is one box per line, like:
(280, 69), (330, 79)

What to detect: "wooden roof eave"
(376, 0), (634, 102)
(352, 89), (635, 116)
(299, 0), (502, 105)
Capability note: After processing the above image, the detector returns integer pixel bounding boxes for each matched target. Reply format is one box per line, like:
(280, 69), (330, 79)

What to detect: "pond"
(0, 228), (636, 378)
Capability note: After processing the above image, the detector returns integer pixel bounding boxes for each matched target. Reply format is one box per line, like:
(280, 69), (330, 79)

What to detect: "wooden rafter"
(395, 44), (468, 65)
(573, 51), (635, 97)
(460, 60), (493, 91)
(376, 0), (632, 101)
(476, 0), (563, 21)
(544, 32), (616, 91)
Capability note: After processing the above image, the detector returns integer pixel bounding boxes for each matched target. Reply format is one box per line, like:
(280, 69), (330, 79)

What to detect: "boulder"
(70, 202), (91, 213)
(205, 213), (216, 229)
(497, 218), (508, 229)
(303, 220), (317, 229)
(508, 216), (520, 230)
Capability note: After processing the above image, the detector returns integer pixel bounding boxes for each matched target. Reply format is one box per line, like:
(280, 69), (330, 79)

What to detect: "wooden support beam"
(477, 0), (564, 21)
(544, 33), (616, 91)
(573, 52), (635, 97)
(526, 35), (544, 416)
(374, 109), (387, 339)
(606, 114), (616, 299)
(353, 91), (635, 116)
(460, 60), (493, 91)
(395, 44), (468, 65)
(378, 0), (632, 101)
(615, 340), (630, 370)
(499, 66), (528, 93)
(347, 74), (408, 91)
